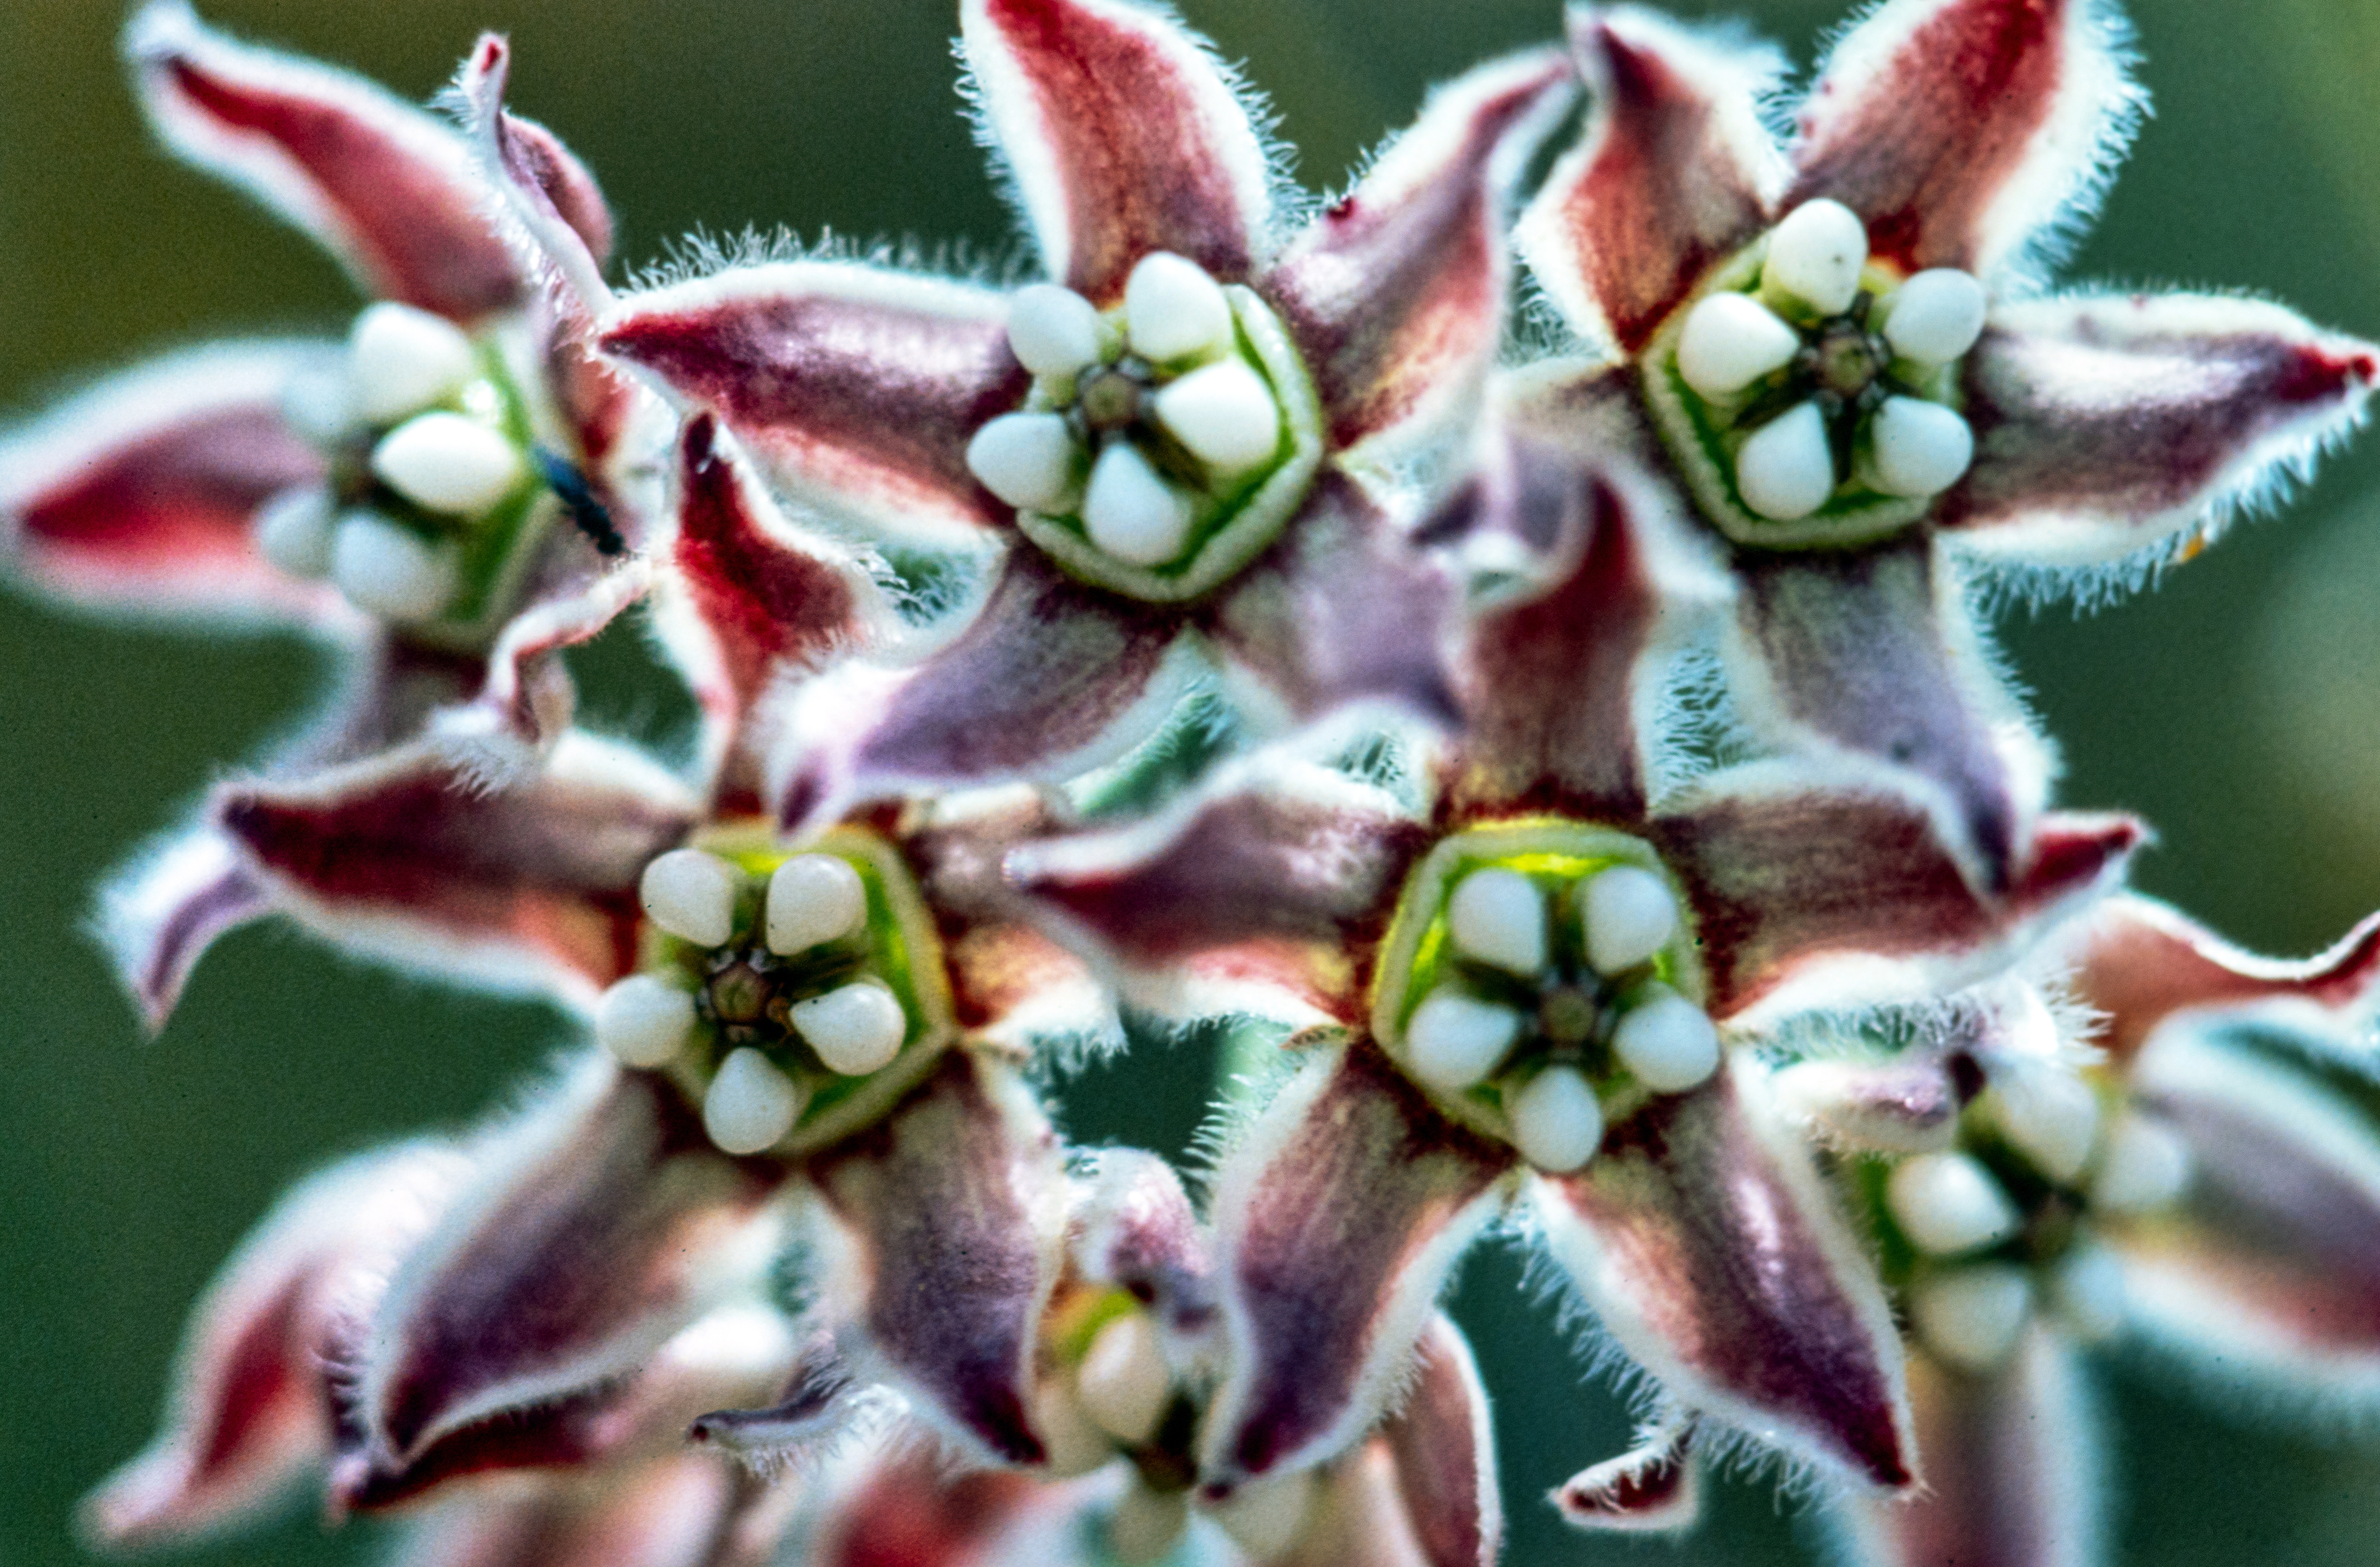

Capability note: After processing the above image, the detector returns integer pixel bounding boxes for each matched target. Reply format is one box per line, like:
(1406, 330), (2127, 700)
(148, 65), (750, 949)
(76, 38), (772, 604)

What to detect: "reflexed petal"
(1516, 9), (1784, 356)
(600, 263), (1026, 542)
(97, 824), (272, 1033)
(1554, 1416), (1701, 1534)
(1786, 0), (2142, 279)
(354, 1065), (788, 1473)
(81, 1141), (469, 1551)
(427, 560), (653, 782)
(771, 552), (1190, 834)
(1008, 759), (1425, 1022)
(0, 344), (336, 623)
(1654, 766), (2140, 1022)
(1941, 294), (2380, 569)
(2114, 1031), (2380, 1417)
(455, 35), (614, 310)
(1535, 1067), (1916, 1491)
(809, 1051), (1069, 1465)
(381, 1456), (797, 1567)
(960, 0), (1271, 300)
(1728, 537), (2036, 886)
(215, 731), (697, 1010)
(807, 1446), (1053, 1567)
(1205, 473), (1463, 732)
(1440, 441), (1727, 822)
(1074, 1148), (1217, 1338)
(1373, 1315), (1501, 1567)
(1830, 1330), (2099, 1567)
(1202, 1041), (1518, 1491)
(127, 2), (524, 318)
(1267, 49), (1576, 452)
(2067, 893), (2380, 1063)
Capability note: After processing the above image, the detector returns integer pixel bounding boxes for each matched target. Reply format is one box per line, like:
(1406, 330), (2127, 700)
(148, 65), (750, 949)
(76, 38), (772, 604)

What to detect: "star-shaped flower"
(1010, 438), (2143, 1497)
(1506, 0), (2379, 886)
(593, 0), (1579, 832)
(0, 4), (666, 1027)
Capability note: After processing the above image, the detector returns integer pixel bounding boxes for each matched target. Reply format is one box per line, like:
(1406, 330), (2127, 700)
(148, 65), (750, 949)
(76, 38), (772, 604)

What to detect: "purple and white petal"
(215, 731), (697, 1011)
(1786, 0), (2142, 280)
(1072, 1148), (1217, 1340)
(352, 1063), (787, 1477)
(454, 34), (616, 316)
(1553, 1415), (1701, 1534)
(1266, 49), (1576, 454)
(1655, 766), (2141, 1023)
(809, 1050), (1069, 1466)
(600, 263), (1025, 543)
(1941, 294), (2379, 570)
(1831, 1330), (2100, 1567)
(771, 552), (1190, 835)
(382, 1457), (796, 1567)
(0, 343), (338, 624)
(959, 0), (1272, 301)
(1201, 1041), (1518, 1493)
(127, 2), (525, 320)
(1372, 1315), (1502, 1567)
(81, 1141), (469, 1550)
(427, 560), (653, 784)
(1726, 537), (2039, 886)
(96, 824), (274, 1033)
(1535, 1065), (1917, 1492)
(1515, 8), (1784, 357)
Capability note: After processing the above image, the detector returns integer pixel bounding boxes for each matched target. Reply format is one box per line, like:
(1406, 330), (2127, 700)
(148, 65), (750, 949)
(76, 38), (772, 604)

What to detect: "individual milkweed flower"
(1506, 0), (2379, 886)
(0, 3), (662, 1027)
(1009, 440), (2144, 1498)
(593, 0), (1579, 832)
(1709, 898), (2380, 1567)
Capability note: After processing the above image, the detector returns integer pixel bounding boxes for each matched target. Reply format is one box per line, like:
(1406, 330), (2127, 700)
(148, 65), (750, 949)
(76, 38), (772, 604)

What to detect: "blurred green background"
(6, 0), (2380, 1562)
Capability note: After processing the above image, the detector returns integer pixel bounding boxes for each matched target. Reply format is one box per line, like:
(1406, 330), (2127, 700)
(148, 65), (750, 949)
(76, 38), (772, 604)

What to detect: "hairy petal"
(1553, 1416), (1702, 1535)
(127, 1), (523, 318)
(960, 0), (1271, 300)
(600, 263), (1025, 543)
(1374, 1315), (1503, 1567)
(1203, 1041), (1518, 1492)
(1536, 1067), (1916, 1492)
(1786, 0), (2142, 279)
(428, 561), (654, 785)
(1268, 49), (1576, 452)
(456, 34), (614, 302)
(354, 1065), (787, 1474)
(382, 1458), (797, 1567)
(97, 825), (274, 1033)
(1517, 7), (1783, 355)
(1727, 538), (2034, 888)
(215, 731), (696, 1011)
(1073, 1148), (1218, 1339)
(0, 343), (336, 624)
(810, 1051), (1069, 1465)
(81, 1142), (470, 1550)
(773, 552), (1189, 834)
(1830, 1332), (2100, 1567)
(2113, 1032), (2380, 1418)
(1940, 294), (2379, 568)
(1655, 766), (2140, 1023)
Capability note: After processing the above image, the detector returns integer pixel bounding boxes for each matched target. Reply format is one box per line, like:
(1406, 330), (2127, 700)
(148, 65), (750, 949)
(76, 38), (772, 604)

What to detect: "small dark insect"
(534, 446), (625, 556)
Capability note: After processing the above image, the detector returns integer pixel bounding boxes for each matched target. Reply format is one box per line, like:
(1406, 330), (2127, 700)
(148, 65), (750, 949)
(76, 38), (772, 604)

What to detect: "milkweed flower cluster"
(10, 1), (2380, 1565)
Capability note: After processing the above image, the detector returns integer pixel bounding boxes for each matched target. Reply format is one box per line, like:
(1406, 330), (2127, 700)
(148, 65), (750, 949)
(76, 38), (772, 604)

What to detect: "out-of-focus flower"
(1507, 0), (2378, 883)
(1010, 443), (2143, 1498)
(595, 0), (1581, 832)
(0, 4), (665, 1027)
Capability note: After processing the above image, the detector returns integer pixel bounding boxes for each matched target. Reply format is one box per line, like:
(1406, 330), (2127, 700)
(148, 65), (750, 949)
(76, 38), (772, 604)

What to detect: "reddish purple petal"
(215, 732), (693, 1008)
(456, 36), (615, 276)
(810, 1449), (1047, 1567)
(1267, 50), (1575, 452)
(1073, 1148), (1217, 1338)
(1787, 0), (2141, 278)
(82, 1141), (469, 1550)
(1009, 762), (1426, 1023)
(1205, 473), (1462, 732)
(355, 1066), (787, 1474)
(426, 562), (652, 784)
(98, 826), (273, 1033)
(0, 344), (336, 624)
(1376, 1316), (1503, 1567)
(1554, 1417), (1701, 1534)
(1203, 1041), (1517, 1492)
(1515, 9), (1782, 356)
(773, 552), (1187, 834)
(383, 1457), (795, 1567)
(1940, 294), (2380, 569)
(810, 1051), (1068, 1465)
(1655, 775), (2141, 1022)
(960, 0), (1271, 300)
(127, 2), (524, 319)
(1831, 1331), (2097, 1567)
(601, 263), (1025, 542)
(1535, 1069), (1916, 1492)
(1729, 538), (2029, 887)
(2113, 1032), (2380, 1414)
